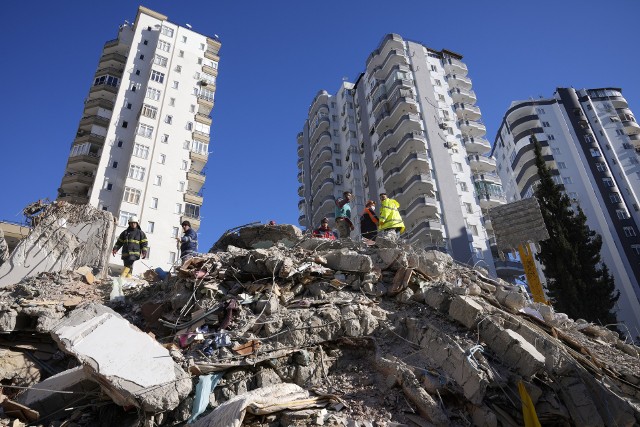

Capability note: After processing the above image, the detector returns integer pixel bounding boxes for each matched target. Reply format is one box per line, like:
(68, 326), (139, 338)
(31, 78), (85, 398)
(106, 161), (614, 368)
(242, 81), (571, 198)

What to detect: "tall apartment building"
(492, 87), (640, 332)
(298, 34), (512, 278)
(57, 6), (220, 271)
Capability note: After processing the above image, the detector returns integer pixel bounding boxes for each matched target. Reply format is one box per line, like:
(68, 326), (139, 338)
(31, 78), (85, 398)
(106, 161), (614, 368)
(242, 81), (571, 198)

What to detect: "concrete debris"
(0, 201), (114, 288)
(0, 228), (9, 267)
(0, 223), (638, 426)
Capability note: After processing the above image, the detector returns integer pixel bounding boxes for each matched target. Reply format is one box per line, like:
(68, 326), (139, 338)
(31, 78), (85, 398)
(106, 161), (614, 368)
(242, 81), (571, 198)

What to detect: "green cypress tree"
(531, 135), (619, 328)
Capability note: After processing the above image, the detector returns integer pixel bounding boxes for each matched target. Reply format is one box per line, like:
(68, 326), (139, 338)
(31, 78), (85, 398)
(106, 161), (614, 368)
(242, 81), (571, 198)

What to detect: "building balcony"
(610, 96), (629, 110)
(482, 216), (493, 231)
(366, 35), (405, 70)
(298, 214), (306, 226)
(192, 131), (210, 143)
(378, 115), (423, 154)
(383, 153), (430, 189)
(629, 133), (640, 148)
(187, 169), (206, 191)
(388, 174), (434, 208)
(61, 171), (96, 188)
(297, 171), (304, 183)
(313, 178), (335, 203)
(458, 120), (486, 137)
(195, 113), (212, 126)
(298, 185), (304, 197)
(184, 190), (204, 206)
(447, 74), (472, 90)
(373, 49), (408, 80)
(99, 52), (127, 66)
(311, 146), (332, 171)
(197, 96), (214, 114)
(463, 137), (491, 155)
(310, 131), (331, 161)
(401, 196), (439, 223)
(375, 93), (418, 131)
(89, 83), (119, 97)
(297, 131), (304, 144)
(181, 214), (200, 231)
(454, 103), (481, 121)
(103, 38), (119, 50)
(309, 90), (329, 118)
(311, 161), (334, 190)
(84, 97), (115, 112)
(450, 88), (477, 104)
(410, 219), (444, 246)
(310, 116), (330, 143)
(94, 66), (124, 80)
(298, 157), (304, 169)
(477, 189), (506, 209)
(297, 143), (304, 157)
(79, 115), (111, 130)
(68, 152), (100, 169)
(443, 58), (468, 75)
(468, 155), (497, 173)
(622, 120), (640, 135)
(372, 83), (414, 117)
(74, 132), (106, 147)
(189, 150), (208, 164)
(473, 172), (502, 185)
(381, 132), (428, 171)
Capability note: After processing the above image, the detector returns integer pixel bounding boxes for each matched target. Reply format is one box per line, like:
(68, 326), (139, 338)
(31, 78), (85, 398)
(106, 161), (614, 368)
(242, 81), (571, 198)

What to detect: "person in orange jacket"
(360, 200), (379, 241)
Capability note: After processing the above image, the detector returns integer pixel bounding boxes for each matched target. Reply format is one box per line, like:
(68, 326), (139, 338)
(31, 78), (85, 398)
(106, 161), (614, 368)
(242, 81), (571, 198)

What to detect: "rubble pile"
(0, 224), (639, 426)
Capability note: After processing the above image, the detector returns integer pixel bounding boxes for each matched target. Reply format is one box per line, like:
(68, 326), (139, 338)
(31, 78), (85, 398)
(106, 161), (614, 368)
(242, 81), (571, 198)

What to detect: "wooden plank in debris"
(390, 267), (413, 295)
(0, 394), (39, 422)
(232, 340), (261, 356)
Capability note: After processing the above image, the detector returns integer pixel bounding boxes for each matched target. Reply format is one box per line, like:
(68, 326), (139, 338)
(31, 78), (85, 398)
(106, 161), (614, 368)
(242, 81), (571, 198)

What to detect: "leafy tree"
(532, 135), (619, 328)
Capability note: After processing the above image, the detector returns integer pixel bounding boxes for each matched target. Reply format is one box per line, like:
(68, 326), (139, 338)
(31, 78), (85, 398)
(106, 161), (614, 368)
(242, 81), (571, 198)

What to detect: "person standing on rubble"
(176, 220), (198, 264)
(334, 191), (354, 239)
(360, 200), (379, 241)
(112, 216), (148, 278)
(378, 193), (405, 236)
(312, 217), (337, 240)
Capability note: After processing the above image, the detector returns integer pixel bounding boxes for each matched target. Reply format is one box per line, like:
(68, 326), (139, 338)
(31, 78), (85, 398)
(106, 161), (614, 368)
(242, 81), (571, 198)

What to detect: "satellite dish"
(186, 24), (192, 29)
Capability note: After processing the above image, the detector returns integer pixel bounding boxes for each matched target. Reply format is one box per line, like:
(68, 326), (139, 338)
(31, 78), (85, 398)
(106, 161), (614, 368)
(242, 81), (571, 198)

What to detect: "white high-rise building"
(298, 34), (512, 278)
(57, 6), (220, 271)
(492, 87), (640, 333)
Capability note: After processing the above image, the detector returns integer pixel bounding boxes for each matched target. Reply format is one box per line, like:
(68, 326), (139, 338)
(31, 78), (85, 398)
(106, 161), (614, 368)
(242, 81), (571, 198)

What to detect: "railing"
(188, 169), (206, 177)
(183, 212), (201, 220)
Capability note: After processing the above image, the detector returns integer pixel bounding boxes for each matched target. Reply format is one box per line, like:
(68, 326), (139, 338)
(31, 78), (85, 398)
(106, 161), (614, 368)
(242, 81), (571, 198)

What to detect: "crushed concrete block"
(212, 224), (303, 251)
(0, 229), (9, 267)
(482, 324), (545, 378)
(423, 287), (452, 313)
(0, 203), (114, 288)
(17, 367), (99, 418)
(557, 376), (604, 427)
(415, 250), (452, 278)
(448, 296), (484, 329)
(396, 288), (414, 303)
(324, 250), (373, 273)
(50, 303), (192, 412)
(256, 368), (281, 388)
(494, 288), (526, 311)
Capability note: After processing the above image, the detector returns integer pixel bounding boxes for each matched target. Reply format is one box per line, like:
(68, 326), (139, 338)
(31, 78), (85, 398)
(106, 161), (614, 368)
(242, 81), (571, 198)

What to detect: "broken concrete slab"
(0, 228), (9, 267)
(211, 224), (303, 251)
(50, 303), (191, 412)
(324, 249), (373, 273)
(448, 296), (484, 329)
(0, 202), (115, 288)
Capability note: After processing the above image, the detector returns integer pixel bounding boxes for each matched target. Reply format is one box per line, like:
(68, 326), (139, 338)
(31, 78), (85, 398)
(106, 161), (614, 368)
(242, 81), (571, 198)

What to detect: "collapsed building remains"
(0, 223), (639, 426)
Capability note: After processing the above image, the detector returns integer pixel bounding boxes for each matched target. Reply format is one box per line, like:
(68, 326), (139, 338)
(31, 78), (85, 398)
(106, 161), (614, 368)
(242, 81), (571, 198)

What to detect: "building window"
(146, 87), (161, 100)
(139, 54), (144, 60)
(590, 148), (601, 157)
(175, 203), (182, 214)
(536, 108), (545, 114)
(150, 70), (165, 83)
(154, 54), (168, 67)
(146, 221), (155, 233)
(434, 79), (441, 86)
(200, 43), (206, 50)
(161, 134), (169, 143)
(624, 226), (636, 237)
(199, 88), (215, 102)
(610, 193), (622, 203)
(161, 26), (174, 37)
(128, 165), (146, 181)
(557, 162), (566, 169)
(181, 160), (188, 170)
(106, 183), (113, 191)
(198, 58), (203, 65)
(617, 209), (630, 219)
(175, 65), (182, 73)
(141, 104), (157, 119)
(137, 123), (153, 138)
(542, 121), (550, 127)
(172, 227), (179, 237)
(169, 252), (177, 264)
(117, 140), (123, 148)
(183, 141), (191, 150)
(562, 177), (572, 184)
(552, 147), (561, 154)
(178, 181), (185, 192)
(168, 97), (175, 107)
(154, 175), (162, 186)
(135, 69), (140, 75)
(165, 115), (173, 124)
(122, 121), (128, 128)
(158, 154), (166, 164)
(186, 122), (193, 131)
(158, 40), (171, 52)
(178, 50), (184, 58)
(335, 159), (342, 166)
(132, 143), (149, 159)
(182, 36), (187, 43)
(172, 81), (179, 89)
(143, 40), (148, 46)
(616, 129), (625, 136)
(603, 177), (614, 187)
(126, 103), (132, 110)
(438, 94), (445, 102)
(596, 163), (606, 172)
(632, 245), (640, 255)
(151, 197), (158, 209)
(118, 211), (136, 227)
(547, 134), (555, 141)
(112, 161), (118, 168)
(123, 187), (141, 205)
(469, 225), (478, 236)
(185, 203), (200, 219)
(464, 202), (473, 214)
(94, 75), (119, 87)
(454, 162), (463, 172)
(460, 182), (468, 192)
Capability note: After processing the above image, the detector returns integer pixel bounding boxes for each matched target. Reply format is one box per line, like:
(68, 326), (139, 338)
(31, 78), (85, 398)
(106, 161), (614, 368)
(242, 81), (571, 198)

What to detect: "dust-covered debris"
(0, 224), (639, 426)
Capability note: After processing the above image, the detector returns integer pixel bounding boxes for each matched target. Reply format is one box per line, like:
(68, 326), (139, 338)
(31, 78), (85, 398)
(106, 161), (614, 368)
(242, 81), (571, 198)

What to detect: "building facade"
(298, 34), (507, 276)
(492, 87), (640, 333)
(57, 6), (220, 270)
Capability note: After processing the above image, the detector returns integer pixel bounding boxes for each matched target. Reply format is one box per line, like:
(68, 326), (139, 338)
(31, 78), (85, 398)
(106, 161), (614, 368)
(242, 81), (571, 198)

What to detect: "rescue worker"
(378, 193), (405, 236)
(312, 217), (337, 240)
(112, 216), (148, 277)
(360, 200), (379, 241)
(176, 220), (198, 264)
(334, 191), (354, 238)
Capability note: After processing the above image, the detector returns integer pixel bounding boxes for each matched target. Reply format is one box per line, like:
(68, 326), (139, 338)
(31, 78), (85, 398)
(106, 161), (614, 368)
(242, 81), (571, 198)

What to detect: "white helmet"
(128, 216), (139, 224)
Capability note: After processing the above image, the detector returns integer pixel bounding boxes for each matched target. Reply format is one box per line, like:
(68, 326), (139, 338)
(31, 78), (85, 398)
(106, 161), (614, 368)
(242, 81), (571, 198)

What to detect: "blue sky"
(1, 0), (638, 251)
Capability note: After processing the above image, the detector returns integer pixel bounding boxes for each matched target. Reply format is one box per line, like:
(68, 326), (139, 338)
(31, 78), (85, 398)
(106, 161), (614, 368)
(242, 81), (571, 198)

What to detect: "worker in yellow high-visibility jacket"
(378, 193), (405, 236)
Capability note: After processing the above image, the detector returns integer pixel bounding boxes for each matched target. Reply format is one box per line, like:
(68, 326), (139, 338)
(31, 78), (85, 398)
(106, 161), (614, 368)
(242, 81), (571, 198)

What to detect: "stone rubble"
(0, 223), (637, 426)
